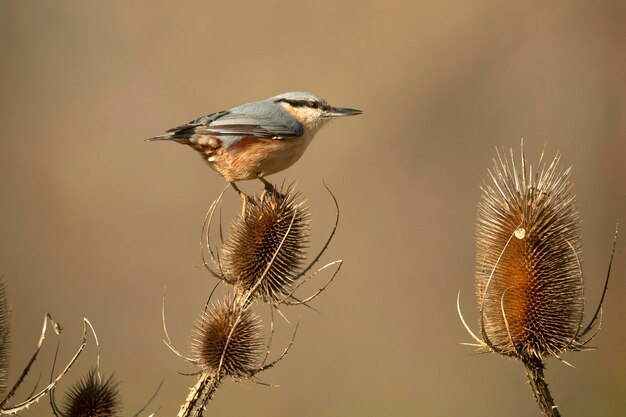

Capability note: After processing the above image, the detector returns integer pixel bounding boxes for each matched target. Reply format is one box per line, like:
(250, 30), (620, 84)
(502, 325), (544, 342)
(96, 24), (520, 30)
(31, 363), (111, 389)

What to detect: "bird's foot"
(259, 177), (277, 203)
(229, 182), (253, 218)
(240, 193), (251, 218)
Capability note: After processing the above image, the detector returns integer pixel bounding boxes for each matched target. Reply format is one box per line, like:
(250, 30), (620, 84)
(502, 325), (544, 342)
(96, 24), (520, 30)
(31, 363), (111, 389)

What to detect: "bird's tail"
(145, 135), (190, 144)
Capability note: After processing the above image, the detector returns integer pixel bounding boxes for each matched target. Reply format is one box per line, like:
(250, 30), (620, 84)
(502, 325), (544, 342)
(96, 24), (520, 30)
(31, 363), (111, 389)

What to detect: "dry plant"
(221, 188), (311, 304)
(166, 294), (293, 416)
(190, 296), (265, 379)
(48, 324), (161, 417)
(458, 144), (617, 417)
(162, 182), (342, 417)
(55, 368), (122, 417)
(50, 365), (160, 417)
(0, 280), (91, 415)
(202, 183), (342, 307)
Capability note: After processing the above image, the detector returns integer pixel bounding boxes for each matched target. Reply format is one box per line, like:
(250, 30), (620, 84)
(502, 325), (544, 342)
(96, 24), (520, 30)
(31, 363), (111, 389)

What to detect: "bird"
(147, 92), (362, 214)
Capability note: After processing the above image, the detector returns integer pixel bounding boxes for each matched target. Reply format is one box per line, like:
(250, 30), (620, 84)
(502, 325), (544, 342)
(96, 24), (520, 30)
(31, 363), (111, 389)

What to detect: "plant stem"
(522, 355), (560, 417)
(178, 373), (221, 417)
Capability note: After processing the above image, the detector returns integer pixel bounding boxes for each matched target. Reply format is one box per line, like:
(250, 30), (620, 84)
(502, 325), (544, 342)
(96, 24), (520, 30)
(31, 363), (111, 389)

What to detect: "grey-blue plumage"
(149, 94), (315, 145)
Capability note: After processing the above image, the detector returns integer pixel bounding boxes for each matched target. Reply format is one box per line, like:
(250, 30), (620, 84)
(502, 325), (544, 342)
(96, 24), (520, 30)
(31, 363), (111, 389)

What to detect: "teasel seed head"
(62, 368), (122, 417)
(191, 295), (264, 379)
(476, 146), (583, 359)
(221, 186), (310, 303)
(0, 279), (9, 397)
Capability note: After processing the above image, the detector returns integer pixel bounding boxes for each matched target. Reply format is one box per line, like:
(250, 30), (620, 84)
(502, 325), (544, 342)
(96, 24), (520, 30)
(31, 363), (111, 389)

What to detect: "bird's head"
(270, 92), (362, 133)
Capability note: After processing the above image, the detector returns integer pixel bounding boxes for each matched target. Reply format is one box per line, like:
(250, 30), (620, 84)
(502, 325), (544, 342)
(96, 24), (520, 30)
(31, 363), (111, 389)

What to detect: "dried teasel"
(162, 286), (299, 417)
(60, 368), (122, 417)
(222, 188), (309, 303)
(477, 147), (585, 357)
(202, 183), (341, 306)
(174, 294), (293, 417)
(458, 144), (616, 417)
(173, 182), (341, 416)
(190, 295), (264, 379)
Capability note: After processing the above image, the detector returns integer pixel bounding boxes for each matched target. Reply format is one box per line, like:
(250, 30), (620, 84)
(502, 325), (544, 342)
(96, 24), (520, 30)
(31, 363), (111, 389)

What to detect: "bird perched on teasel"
(148, 92), (362, 214)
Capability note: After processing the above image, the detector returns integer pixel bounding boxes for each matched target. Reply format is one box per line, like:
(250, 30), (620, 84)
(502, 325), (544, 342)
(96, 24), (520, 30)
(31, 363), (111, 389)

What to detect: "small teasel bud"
(475, 146), (583, 359)
(0, 279), (9, 397)
(191, 295), (264, 379)
(62, 368), (121, 417)
(221, 186), (310, 303)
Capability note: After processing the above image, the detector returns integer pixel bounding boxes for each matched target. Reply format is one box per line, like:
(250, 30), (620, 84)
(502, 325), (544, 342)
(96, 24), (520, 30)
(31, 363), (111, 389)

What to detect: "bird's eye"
(309, 101), (319, 109)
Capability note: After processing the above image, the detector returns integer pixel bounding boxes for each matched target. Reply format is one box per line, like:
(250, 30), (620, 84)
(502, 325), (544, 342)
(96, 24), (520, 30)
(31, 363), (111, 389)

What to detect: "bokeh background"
(1, 1), (624, 416)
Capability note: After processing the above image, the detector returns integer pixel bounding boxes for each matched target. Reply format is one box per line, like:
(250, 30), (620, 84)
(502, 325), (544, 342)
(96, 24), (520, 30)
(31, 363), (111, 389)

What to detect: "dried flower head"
(191, 296), (264, 379)
(475, 146), (584, 359)
(62, 368), (121, 417)
(0, 280), (9, 397)
(455, 144), (621, 417)
(221, 187), (310, 303)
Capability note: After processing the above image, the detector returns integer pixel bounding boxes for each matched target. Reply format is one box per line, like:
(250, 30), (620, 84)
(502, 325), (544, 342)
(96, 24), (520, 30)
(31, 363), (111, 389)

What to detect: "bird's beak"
(325, 107), (363, 117)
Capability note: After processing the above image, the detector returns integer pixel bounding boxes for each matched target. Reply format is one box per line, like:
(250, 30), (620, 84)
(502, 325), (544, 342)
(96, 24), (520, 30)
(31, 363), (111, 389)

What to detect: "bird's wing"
(158, 102), (303, 141)
(166, 110), (230, 134)
(203, 102), (304, 139)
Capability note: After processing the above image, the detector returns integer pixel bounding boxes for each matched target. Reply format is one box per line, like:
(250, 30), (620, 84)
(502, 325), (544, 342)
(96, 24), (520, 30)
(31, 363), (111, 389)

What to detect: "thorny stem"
(177, 372), (221, 417)
(522, 355), (561, 417)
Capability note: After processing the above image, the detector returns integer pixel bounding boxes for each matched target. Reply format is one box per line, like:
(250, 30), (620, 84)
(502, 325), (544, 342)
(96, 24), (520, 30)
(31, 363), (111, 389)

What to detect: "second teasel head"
(191, 295), (264, 379)
(474, 146), (585, 359)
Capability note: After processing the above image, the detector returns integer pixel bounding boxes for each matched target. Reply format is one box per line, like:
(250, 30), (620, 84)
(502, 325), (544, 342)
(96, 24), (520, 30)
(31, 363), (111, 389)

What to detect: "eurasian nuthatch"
(148, 92), (362, 212)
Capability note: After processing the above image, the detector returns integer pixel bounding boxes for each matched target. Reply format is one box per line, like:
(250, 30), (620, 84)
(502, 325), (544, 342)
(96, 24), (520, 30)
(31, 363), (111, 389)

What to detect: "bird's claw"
(259, 178), (275, 202)
(239, 192), (253, 219)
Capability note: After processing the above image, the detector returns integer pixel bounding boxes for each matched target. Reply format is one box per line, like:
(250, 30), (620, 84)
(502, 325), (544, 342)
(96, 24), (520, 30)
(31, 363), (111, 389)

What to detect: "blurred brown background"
(1, 1), (624, 416)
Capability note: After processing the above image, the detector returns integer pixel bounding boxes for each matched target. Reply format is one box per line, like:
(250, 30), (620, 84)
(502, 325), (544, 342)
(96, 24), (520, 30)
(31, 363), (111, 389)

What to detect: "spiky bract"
(222, 188), (310, 303)
(476, 147), (583, 359)
(62, 368), (121, 417)
(191, 296), (263, 379)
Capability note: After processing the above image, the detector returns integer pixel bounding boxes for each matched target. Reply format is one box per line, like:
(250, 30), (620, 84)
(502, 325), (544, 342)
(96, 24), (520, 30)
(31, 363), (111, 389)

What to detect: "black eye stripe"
(292, 100), (313, 108)
(276, 99), (328, 110)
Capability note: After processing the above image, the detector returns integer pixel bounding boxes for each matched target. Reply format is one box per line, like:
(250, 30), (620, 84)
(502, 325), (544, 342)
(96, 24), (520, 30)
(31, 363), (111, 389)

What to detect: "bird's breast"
(211, 134), (313, 181)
